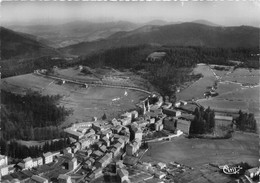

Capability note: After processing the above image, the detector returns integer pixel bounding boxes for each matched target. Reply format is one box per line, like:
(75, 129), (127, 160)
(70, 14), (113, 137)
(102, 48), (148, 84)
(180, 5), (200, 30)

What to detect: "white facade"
(0, 155), (8, 167)
(0, 165), (8, 177)
(43, 152), (53, 164)
(23, 157), (33, 169)
(68, 158), (77, 171)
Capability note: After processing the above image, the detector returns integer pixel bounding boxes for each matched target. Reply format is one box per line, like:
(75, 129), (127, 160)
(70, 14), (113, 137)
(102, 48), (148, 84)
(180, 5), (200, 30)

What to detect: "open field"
(177, 64), (259, 118)
(142, 132), (259, 167)
(1, 74), (149, 127)
(198, 82), (260, 115)
(54, 67), (101, 82)
(53, 67), (154, 91)
(176, 64), (217, 101)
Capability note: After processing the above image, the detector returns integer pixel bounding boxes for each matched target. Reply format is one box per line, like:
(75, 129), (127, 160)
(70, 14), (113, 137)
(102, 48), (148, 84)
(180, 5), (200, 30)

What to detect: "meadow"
(176, 64), (259, 117)
(176, 64), (217, 101)
(142, 132), (258, 167)
(1, 73), (149, 127)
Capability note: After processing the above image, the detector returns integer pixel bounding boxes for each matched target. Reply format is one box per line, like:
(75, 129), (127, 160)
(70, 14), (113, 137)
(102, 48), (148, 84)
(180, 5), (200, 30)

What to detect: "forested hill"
(61, 23), (260, 56)
(0, 27), (59, 60)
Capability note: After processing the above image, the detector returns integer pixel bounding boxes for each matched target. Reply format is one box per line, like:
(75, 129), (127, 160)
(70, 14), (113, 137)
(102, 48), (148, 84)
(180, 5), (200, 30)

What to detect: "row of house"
(17, 152), (53, 171)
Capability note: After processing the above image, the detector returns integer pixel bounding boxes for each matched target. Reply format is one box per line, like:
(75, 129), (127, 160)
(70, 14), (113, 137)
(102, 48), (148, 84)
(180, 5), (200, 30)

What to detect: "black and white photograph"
(0, 1), (259, 183)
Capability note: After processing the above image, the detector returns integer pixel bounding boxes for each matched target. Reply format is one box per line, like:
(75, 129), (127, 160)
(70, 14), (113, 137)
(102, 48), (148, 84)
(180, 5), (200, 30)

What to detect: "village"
(1, 90), (259, 183)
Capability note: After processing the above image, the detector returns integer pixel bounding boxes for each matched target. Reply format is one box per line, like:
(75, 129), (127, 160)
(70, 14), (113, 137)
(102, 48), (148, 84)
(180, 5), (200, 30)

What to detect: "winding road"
(34, 71), (156, 96)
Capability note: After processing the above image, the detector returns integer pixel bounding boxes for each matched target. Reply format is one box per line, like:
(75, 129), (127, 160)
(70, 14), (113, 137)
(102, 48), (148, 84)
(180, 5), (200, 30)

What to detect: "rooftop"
(23, 157), (32, 162)
(43, 152), (52, 157)
(214, 115), (233, 121)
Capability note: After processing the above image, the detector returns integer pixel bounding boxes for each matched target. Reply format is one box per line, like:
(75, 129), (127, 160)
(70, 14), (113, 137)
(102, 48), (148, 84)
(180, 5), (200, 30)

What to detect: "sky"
(1, 1), (260, 27)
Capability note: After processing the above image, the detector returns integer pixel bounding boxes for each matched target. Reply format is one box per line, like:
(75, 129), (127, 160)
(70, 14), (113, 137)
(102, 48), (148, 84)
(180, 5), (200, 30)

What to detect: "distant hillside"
(8, 21), (140, 48)
(192, 20), (220, 27)
(61, 23), (259, 56)
(0, 27), (59, 60)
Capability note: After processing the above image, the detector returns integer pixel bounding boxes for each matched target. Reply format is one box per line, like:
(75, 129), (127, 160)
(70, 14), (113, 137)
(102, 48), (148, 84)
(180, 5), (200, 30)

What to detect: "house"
(92, 150), (103, 158)
(162, 108), (181, 117)
(149, 118), (155, 124)
(112, 125), (123, 134)
(58, 174), (72, 183)
(95, 153), (112, 168)
(101, 129), (113, 139)
(68, 158), (77, 171)
(89, 157), (95, 165)
(154, 171), (166, 179)
(86, 149), (93, 157)
(131, 111), (139, 120)
(157, 162), (166, 170)
(121, 112), (132, 120)
(145, 110), (163, 119)
(92, 123), (104, 132)
(111, 118), (120, 126)
(155, 123), (163, 131)
(214, 115), (233, 126)
(35, 157), (43, 166)
(180, 100), (188, 105)
(101, 137), (110, 147)
(0, 155), (8, 166)
(163, 117), (177, 132)
(85, 160), (92, 168)
(134, 128), (143, 141)
(31, 175), (48, 183)
(77, 128), (87, 134)
(17, 162), (25, 170)
(78, 65), (83, 71)
(162, 102), (172, 109)
(110, 142), (123, 158)
(146, 52), (166, 62)
(79, 138), (92, 150)
(71, 142), (81, 153)
(0, 165), (9, 176)
(126, 139), (141, 156)
(117, 137), (127, 147)
(23, 157), (33, 169)
(126, 143), (135, 156)
(176, 119), (191, 134)
(99, 145), (107, 153)
(174, 102), (181, 108)
(245, 167), (260, 179)
(120, 118), (131, 126)
(32, 159), (38, 167)
(63, 147), (72, 155)
(92, 168), (103, 179)
(96, 141), (103, 147)
(42, 152), (53, 164)
(117, 169), (129, 183)
(64, 128), (84, 140)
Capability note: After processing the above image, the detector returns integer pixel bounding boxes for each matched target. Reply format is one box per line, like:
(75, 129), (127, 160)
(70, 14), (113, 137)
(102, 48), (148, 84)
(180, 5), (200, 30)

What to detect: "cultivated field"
(142, 132), (259, 167)
(1, 73), (149, 127)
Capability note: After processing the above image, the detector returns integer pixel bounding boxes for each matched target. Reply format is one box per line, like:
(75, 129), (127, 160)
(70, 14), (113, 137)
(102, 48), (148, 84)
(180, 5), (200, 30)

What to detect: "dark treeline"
(1, 45), (258, 78)
(1, 90), (70, 141)
(0, 138), (70, 160)
(236, 111), (257, 132)
(1, 56), (73, 78)
(76, 45), (258, 99)
(189, 107), (215, 135)
(79, 45), (259, 69)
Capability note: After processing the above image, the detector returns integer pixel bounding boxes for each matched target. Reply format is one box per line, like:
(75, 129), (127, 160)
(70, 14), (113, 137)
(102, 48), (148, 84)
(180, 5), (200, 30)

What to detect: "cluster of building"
(1, 107), (146, 183)
(140, 96), (192, 136)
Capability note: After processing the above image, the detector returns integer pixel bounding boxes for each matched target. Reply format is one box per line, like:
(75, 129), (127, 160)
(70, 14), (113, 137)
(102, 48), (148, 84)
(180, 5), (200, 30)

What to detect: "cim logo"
(222, 165), (243, 175)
